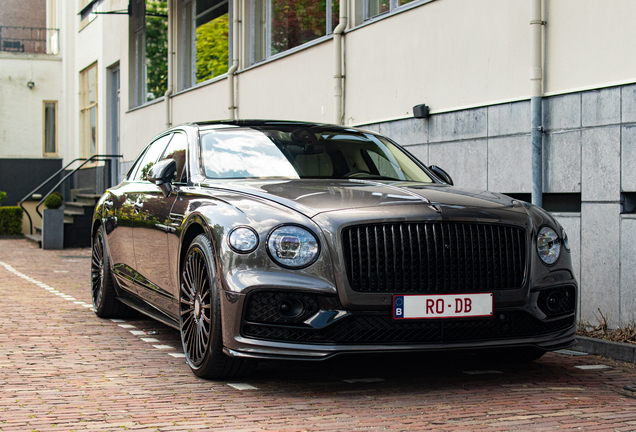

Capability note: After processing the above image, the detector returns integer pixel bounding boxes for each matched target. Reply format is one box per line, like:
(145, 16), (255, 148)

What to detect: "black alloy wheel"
(91, 225), (134, 318)
(180, 243), (212, 366)
(179, 234), (256, 379)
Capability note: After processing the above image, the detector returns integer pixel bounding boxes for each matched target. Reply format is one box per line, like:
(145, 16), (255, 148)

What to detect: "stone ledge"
(574, 336), (636, 363)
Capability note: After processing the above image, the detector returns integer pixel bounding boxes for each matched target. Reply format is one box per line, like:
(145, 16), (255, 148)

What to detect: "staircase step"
(24, 234), (42, 247)
(74, 194), (101, 205)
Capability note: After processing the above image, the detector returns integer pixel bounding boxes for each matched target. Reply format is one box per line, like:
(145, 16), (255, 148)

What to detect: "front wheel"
(179, 234), (256, 379)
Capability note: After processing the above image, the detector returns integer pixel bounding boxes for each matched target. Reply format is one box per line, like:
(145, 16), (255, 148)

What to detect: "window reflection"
(202, 130), (300, 178)
(200, 127), (433, 182)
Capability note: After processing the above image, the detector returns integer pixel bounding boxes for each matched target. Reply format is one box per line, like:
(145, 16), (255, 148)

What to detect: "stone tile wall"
(363, 83), (636, 327)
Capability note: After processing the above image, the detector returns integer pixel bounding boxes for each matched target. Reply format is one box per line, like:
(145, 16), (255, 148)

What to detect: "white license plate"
(393, 293), (493, 320)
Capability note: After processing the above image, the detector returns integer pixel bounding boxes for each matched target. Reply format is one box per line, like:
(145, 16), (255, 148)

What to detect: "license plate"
(393, 293), (493, 320)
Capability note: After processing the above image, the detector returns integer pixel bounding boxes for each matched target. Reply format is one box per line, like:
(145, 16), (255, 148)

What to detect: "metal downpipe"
(531, 97), (542, 207)
(165, 0), (173, 128)
(530, 0), (543, 207)
(228, 0), (240, 120)
(334, 0), (347, 125)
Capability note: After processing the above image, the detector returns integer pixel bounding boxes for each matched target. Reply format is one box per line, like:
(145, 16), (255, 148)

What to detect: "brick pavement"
(1, 238), (636, 431)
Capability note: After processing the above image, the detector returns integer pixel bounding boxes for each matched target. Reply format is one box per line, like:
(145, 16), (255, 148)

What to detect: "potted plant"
(42, 192), (64, 249)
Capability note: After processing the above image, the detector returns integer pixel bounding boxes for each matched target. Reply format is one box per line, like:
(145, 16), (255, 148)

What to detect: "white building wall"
(0, 54), (63, 158)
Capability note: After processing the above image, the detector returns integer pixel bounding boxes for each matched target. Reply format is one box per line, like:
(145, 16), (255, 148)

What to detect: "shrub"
(0, 190), (6, 205)
(0, 206), (23, 235)
(44, 192), (64, 210)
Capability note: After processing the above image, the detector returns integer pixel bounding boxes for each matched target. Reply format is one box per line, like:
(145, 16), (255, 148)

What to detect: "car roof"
(185, 120), (376, 134)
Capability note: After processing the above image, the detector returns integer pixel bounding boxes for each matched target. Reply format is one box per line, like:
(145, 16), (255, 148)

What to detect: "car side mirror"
(429, 165), (454, 186)
(148, 159), (177, 197)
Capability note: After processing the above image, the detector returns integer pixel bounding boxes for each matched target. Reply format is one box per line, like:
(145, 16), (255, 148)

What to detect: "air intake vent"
(342, 222), (526, 293)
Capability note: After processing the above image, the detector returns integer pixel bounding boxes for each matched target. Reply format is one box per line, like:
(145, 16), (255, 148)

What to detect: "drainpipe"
(228, 0), (240, 120)
(530, 0), (544, 207)
(334, 0), (348, 125)
(165, 0), (173, 128)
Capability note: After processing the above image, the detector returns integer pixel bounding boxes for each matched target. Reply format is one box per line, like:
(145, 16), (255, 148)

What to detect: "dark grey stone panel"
(377, 118), (427, 146)
(622, 125), (636, 192)
(582, 87), (621, 127)
(429, 139), (487, 190)
(487, 101), (530, 136)
(622, 84), (636, 124)
(620, 215), (636, 324)
(0, 158), (63, 206)
(580, 203), (620, 328)
(543, 131), (581, 193)
(543, 93), (581, 131)
(487, 135), (532, 193)
(581, 126), (621, 201)
(428, 108), (487, 143)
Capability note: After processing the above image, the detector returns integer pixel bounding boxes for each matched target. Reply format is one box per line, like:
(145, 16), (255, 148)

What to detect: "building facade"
(9, 0), (636, 327)
(0, 0), (63, 206)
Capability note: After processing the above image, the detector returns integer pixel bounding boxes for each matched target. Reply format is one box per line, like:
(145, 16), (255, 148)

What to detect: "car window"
(159, 132), (187, 183)
(199, 126), (433, 182)
(132, 134), (173, 181)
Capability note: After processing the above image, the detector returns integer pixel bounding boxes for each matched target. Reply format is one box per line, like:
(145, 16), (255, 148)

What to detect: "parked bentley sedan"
(91, 120), (577, 379)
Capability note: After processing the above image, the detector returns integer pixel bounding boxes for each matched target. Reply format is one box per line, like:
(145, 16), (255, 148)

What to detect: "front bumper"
(219, 284), (578, 361)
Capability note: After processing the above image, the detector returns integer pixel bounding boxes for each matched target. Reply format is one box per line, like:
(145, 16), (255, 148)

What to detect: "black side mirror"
(148, 159), (177, 197)
(429, 165), (454, 186)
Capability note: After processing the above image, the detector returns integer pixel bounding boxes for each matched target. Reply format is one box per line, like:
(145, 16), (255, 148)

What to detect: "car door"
(132, 132), (188, 314)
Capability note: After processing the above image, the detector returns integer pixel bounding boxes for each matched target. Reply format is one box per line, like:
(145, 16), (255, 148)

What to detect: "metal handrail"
(19, 154), (122, 235)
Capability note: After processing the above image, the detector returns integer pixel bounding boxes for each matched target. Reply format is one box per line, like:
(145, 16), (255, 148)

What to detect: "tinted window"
(199, 126), (433, 182)
(132, 134), (173, 181)
(160, 132), (187, 183)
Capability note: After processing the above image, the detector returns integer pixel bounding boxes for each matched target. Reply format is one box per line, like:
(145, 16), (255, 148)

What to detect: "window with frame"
(80, 63), (97, 157)
(130, 0), (168, 107)
(251, 0), (339, 64)
(363, 0), (414, 20)
(80, 0), (99, 29)
(132, 134), (173, 181)
(179, 0), (230, 90)
(43, 101), (57, 156)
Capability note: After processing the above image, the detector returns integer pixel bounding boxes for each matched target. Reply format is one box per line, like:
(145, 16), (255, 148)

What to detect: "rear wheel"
(179, 234), (256, 379)
(91, 225), (136, 318)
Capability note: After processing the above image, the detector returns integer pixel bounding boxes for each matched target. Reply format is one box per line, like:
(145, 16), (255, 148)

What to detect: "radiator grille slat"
(342, 222), (526, 292)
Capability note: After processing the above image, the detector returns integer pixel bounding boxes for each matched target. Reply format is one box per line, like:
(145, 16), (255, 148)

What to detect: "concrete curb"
(574, 336), (636, 363)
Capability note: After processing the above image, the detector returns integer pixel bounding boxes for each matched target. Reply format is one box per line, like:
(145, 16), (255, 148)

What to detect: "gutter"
(333, 0), (348, 125)
(530, 0), (544, 207)
(228, 0), (240, 120)
(165, 0), (174, 128)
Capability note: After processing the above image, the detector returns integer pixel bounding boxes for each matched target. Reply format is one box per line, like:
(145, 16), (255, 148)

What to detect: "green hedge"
(0, 207), (24, 235)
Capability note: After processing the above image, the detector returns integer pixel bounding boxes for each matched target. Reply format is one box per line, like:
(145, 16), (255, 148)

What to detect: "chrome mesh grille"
(342, 222), (526, 292)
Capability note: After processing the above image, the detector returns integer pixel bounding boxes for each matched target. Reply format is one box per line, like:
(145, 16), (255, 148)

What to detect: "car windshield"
(200, 126), (433, 182)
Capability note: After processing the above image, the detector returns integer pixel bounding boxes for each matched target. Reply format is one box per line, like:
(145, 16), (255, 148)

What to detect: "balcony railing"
(0, 26), (59, 55)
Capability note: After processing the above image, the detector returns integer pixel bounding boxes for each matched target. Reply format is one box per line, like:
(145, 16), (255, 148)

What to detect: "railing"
(19, 155), (123, 235)
(0, 26), (59, 54)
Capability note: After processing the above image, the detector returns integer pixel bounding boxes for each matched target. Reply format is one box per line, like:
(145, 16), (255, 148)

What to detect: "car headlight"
(537, 227), (561, 265)
(267, 225), (320, 268)
(562, 227), (570, 252)
(228, 227), (259, 253)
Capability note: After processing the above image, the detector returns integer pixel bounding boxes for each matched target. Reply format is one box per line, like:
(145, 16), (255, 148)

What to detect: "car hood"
(200, 179), (528, 220)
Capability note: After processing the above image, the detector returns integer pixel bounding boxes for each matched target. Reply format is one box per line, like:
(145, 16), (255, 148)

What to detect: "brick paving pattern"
(1, 239), (636, 431)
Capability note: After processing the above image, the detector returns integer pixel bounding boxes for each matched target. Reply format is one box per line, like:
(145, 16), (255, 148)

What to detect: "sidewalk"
(1, 238), (636, 431)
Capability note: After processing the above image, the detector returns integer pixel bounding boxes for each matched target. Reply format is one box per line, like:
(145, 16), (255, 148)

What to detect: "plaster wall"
(0, 55), (63, 158)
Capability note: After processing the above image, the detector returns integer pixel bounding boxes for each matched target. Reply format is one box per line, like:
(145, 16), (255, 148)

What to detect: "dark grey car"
(91, 120), (577, 379)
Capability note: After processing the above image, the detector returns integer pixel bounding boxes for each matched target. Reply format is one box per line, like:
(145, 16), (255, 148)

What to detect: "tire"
(179, 234), (256, 379)
(91, 225), (136, 318)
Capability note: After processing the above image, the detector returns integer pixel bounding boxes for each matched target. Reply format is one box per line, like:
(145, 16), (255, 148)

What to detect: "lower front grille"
(243, 311), (574, 345)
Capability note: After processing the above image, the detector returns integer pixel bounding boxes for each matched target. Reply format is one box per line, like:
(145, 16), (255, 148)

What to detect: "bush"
(44, 192), (64, 210)
(0, 206), (23, 235)
(0, 190), (6, 205)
